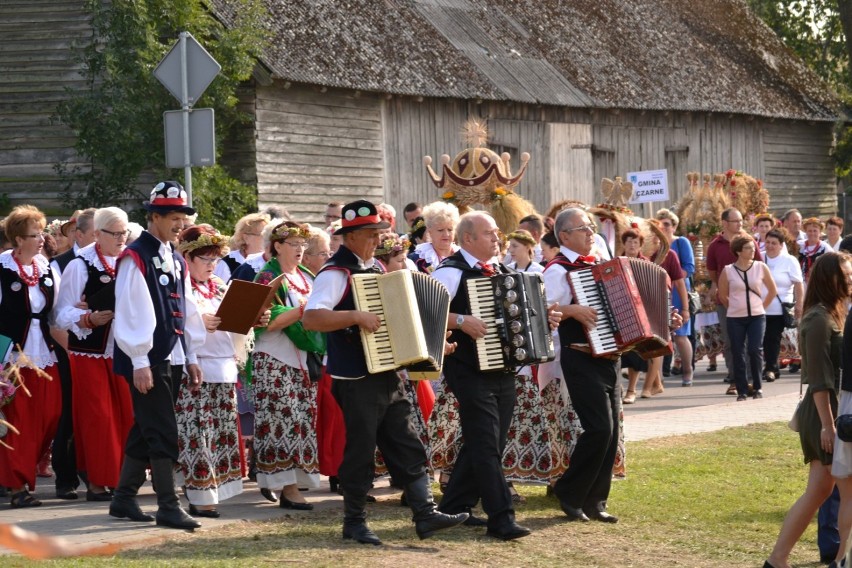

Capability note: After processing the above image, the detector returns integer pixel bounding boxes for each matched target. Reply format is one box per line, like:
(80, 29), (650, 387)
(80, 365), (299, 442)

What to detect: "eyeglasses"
(101, 229), (130, 239)
(243, 232), (262, 237)
(283, 241), (308, 248)
(195, 256), (219, 265)
(22, 233), (45, 240)
(306, 251), (331, 258)
(562, 224), (596, 234)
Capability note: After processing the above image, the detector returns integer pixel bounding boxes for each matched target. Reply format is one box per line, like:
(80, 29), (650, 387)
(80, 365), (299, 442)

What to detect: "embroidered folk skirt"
(69, 354), (133, 488)
(252, 352), (320, 491)
(427, 375), (463, 474)
(0, 365), (61, 490)
(175, 378), (243, 505)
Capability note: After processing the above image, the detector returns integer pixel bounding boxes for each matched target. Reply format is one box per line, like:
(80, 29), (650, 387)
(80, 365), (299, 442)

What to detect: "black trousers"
(51, 344), (80, 491)
(332, 371), (427, 499)
(763, 314), (785, 376)
(439, 359), (516, 530)
(123, 362), (182, 462)
(555, 348), (619, 512)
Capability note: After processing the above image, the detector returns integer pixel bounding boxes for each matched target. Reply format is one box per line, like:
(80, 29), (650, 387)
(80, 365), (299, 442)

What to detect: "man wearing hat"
(110, 181), (206, 530)
(303, 199), (468, 545)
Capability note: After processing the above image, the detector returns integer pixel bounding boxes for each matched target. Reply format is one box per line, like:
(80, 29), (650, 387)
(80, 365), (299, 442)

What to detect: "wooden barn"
(1, 0), (843, 226)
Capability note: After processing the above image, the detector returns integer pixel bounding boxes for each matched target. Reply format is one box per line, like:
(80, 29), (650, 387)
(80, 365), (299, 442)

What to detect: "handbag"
(305, 351), (323, 383)
(788, 383), (803, 432)
(778, 295), (796, 329)
(687, 289), (701, 315)
(837, 414), (852, 442)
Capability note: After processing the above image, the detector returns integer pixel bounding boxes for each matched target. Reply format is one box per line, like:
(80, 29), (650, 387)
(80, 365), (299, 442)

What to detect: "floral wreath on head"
(270, 224), (311, 241)
(44, 219), (64, 237)
(178, 232), (231, 255)
(410, 218), (426, 233)
(505, 231), (536, 248)
(376, 234), (411, 256)
(802, 217), (824, 230)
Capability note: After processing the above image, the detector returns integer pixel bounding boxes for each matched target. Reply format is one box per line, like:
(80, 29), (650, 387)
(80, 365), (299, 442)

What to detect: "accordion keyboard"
(568, 269), (618, 354)
(466, 278), (507, 371)
(351, 276), (395, 371)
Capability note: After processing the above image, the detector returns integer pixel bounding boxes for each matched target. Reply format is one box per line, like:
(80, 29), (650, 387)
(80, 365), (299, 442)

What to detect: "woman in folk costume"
(214, 212), (270, 283)
(252, 221), (322, 510)
(799, 217), (833, 286)
(54, 206), (133, 501)
(0, 205), (62, 508)
(505, 230), (543, 273)
(409, 201), (459, 274)
(174, 225), (259, 518)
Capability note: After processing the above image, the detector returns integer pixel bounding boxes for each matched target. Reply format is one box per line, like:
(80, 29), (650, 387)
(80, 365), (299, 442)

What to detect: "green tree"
(55, 0), (268, 228)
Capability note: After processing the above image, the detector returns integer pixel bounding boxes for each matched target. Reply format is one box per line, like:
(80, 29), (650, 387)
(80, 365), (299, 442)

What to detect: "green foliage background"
(54, 0), (268, 229)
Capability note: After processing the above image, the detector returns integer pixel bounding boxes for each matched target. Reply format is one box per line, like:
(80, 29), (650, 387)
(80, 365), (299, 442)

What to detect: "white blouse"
(189, 278), (238, 384)
(252, 274), (310, 370)
(213, 249), (245, 282)
(113, 236), (205, 371)
(0, 251), (57, 369)
(55, 243), (118, 358)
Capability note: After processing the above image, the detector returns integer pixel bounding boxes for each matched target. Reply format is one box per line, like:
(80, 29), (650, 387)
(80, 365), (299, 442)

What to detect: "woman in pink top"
(718, 235), (777, 401)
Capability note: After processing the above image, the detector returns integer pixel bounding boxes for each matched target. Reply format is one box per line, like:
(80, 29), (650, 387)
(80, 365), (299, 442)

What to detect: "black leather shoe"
(189, 504), (221, 518)
(486, 522), (532, 541)
(559, 501), (590, 522)
(415, 511), (469, 539)
(86, 490), (113, 502)
(109, 498), (154, 522)
(56, 488), (79, 500)
(585, 509), (619, 523)
(260, 488), (278, 503)
(156, 506), (201, 529)
(462, 512), (488, 527)
(279, 496), (314, 510)
(342, 522), (382, 545)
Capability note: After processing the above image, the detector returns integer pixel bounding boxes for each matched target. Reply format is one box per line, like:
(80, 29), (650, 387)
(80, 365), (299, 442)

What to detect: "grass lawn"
(4, 422), (827, 567)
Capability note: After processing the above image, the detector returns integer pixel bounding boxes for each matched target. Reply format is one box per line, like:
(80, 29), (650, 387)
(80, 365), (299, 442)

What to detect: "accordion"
(466, 272), (556, 372)
(567, 257), (671, 359)
(351, 270), (450, 375)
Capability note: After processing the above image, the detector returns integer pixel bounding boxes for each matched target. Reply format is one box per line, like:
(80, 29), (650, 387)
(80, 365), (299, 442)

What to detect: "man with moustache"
(542, 207), (622, 524)
(302, 199), (467, 545)
(110, 181), (206, 530)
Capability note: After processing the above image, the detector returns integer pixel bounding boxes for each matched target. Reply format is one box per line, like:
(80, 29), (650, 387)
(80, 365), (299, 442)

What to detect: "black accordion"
(465, 272), (556, 371)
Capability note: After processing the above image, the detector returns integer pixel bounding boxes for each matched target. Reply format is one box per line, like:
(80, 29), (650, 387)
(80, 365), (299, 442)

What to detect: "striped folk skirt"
(175, 379), (244, 505)
(252, 352), (320, 491)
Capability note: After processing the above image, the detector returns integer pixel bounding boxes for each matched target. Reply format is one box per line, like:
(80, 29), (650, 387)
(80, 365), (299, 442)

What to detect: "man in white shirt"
(110, 181), (205, 530)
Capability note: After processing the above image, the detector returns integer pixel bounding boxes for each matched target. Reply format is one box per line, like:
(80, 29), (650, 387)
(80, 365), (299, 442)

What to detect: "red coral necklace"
(12, 253), (40, 287)
(191, 278), (217, 300)
(283, 269), (311, 295)
(95, 244), (116, 279)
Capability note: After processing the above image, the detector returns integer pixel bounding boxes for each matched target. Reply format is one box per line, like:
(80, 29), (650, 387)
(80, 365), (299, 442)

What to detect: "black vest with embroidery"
(544, 253), (592, 346)
(319, 245), (383, 378)
(66, 255), (114, 355)
(113, 231), (187, 377)
(0, 259), (56, 353)
(438, 251), (513, 375)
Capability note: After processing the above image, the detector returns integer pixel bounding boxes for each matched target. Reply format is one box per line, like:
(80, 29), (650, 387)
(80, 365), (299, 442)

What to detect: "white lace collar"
(246, 252), (266, 271)
(77, 243), (119, 272)
(413, 242), (458, 268)
(0, 250), (50, 275)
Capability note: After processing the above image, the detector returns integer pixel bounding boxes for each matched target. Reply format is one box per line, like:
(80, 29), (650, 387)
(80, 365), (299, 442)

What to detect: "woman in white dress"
(410, 202), (459, 274)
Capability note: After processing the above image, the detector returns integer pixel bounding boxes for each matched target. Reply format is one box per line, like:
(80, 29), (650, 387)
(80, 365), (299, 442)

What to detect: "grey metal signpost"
(153, 32), (221, 206)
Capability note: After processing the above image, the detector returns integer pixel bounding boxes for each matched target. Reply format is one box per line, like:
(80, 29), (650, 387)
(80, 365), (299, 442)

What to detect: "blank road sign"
(164, 108), (216, 168)
(154, 33), (221, 105)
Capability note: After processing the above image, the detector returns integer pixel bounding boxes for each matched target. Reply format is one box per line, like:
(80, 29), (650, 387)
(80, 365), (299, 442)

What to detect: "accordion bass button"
(514, 348), (527, 361)
(509, 320), (523, 334)
(511, 334), (525, 347)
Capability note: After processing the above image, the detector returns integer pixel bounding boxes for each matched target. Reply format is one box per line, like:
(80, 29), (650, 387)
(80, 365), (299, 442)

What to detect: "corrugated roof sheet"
(210, 0), (841, 120)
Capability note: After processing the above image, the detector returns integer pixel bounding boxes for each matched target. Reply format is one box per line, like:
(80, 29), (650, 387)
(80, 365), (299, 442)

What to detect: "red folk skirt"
(69, 354), (133, 487)
(0, 365), (62, 489)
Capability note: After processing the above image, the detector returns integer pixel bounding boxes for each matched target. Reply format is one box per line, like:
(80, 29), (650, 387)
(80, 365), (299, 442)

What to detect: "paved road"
(0, 360), (801, 555)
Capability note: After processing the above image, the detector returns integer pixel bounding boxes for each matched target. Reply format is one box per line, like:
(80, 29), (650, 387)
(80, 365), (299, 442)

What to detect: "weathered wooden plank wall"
(254, 84), (385, 226)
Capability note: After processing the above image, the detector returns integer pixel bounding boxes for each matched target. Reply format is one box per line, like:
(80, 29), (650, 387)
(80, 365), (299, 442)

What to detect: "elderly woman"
(0, 205), (62, 508)
(410, 201), (459, 273)
(655, 209), (695, 385)
(718, 235), (777, 401)
(761, 228), (804, 384)
(302, 227), (331, 277)
(506, 230), (543, 274)
(174, 225), (264, 518)
(765, 252), (852, 568)
(55, 207), (133, 501)
(214, 212), (270, 283)
(252, 221), (322, 510)
(800, 217), (833, 286)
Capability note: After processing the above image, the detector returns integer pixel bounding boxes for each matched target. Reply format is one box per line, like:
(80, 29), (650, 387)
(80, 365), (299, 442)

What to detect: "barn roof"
(211, 0), (842, 121)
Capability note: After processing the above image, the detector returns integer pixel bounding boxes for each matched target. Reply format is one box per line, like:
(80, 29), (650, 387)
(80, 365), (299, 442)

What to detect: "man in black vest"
(543, 207), (622, 523)
(48, 207), (96, 500)
(303, 199), (468, 545)
(432, 211), (554, 541)
(110, 181), (204, 530)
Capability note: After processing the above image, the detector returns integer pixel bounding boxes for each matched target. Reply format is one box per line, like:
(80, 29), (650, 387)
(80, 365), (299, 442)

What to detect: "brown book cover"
(215, 273), (285, 334)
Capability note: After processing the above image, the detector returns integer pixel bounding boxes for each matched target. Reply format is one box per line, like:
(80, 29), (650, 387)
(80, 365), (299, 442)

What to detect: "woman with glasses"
(173, 225), (263, 518)
(55, 207), (133, 501)
(214, 213), (270, 283)
(0, 205), (62, 508)
(302, 228), (331, 276)
(251, 221), (321, 510)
